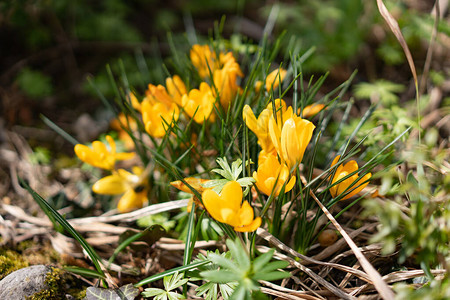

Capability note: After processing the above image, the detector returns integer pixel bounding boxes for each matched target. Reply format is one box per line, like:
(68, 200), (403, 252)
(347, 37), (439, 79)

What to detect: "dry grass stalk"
(257, 244), (356, 299)
(308, 190), (395, 299)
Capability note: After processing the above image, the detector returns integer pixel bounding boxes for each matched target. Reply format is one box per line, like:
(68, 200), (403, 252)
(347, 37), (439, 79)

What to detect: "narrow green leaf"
(252, 270), (291, 282)
(258, 260), (289, 274)
(252, 249), (274, 272)
(207, 253), (238, 271)
(19, 177), (105, 278)
(41, 115), (80, 146)
(135, 260), (209, 287)
(63, 266), (105, 279)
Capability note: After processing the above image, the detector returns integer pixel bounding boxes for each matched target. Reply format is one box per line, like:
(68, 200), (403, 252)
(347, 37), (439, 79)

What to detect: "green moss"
(26, 267), (65, 300)
(68, 288), (87, 300)
(16, 240), (34, 252)
(0, 249), (29, 280)
(25, 267), (87, 300)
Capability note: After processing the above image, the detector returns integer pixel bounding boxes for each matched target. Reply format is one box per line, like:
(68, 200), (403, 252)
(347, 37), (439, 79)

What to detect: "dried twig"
(308, 191), (395, 299)
(257, 244), (356, 300)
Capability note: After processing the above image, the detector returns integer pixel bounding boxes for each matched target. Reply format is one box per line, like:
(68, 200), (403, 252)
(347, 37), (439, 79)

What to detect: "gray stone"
(0, 265), (51, 299)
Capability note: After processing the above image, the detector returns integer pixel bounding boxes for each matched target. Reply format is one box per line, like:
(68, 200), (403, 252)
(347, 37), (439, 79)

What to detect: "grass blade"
(64, 266), (105, 279)
(40, 114), (80, 146)
(19, 177), (106, 279)
(135, 260), (209, 287)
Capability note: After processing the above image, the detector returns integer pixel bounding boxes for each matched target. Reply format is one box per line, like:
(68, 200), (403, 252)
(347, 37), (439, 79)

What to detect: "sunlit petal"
(92, 174), (128, 195)
(234, 217), (262, 232)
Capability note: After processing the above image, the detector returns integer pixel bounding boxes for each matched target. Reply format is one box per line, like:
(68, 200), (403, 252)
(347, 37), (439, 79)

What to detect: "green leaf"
(163, 272), (189, 291)
(230, 158), (243, 179)
(19, 177), (105, 279)
(41, 115), (80, 146)
(195, 281), (219, 299)
(226, 239), (250, 271)
(63, 266), (105, 279)
(252, 249), (275, 272)
(85, 283), (139, 300)
(212, 168), (233, 181)
(200, 270), (240, 283)
(236, 177), (256, 187)
(207, 253), (238, 271)
(252, 270), (291, 281)
(258, 260), (289, 274)
(216, 157), (232, 173)
(135, 260), (209, 287)
(142, 288), (165, 297)
(354, 80), (404, 106)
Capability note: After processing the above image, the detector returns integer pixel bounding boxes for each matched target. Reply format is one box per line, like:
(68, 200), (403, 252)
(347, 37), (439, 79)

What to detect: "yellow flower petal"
(202, 181), (260, 231)
(265, 69), (287, 92)
(166, 75), (187, 106)
(117, 189), (147, 213)
(253, 154), (296, 196)
(234, 217), (262, 232)
(279, 116), (315, 170)
(242, 105), (258, 133)
(238, 201), (255, 226)
(170, 178), (209, 194)
(74, 135), (134, 170)
(202, 189), (227, 223)
(92, 173), (128, 195)
(181, 83), (215, 124)
(220, 181), (243, 213)
(329, 156), (372, 200)
(301, 104), (325, 118)
(343, 173), (372, 200)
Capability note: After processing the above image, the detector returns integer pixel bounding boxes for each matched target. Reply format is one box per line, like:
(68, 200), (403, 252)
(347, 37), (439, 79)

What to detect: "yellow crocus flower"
(170, 177), (209, 194)
(243, 99), (292, 154)
(190, 45), (218, 78)
(253, 153), (296, 197)
(190, 45), (243, 108)
(126, 92), (142, 111)
(165, 75), (187, 106)
(141, 98), (179, 138)
(329, 155), (372, 200)
(140, 76), (185, 138)
(92, 166), (149, 213)
(74, 135), (135, 170)
(212, 58), (243, 108)
(269, 114), (315, 170)
(170, 177), (210, 212)
(181, 82), (216, 124)
(145, 84), (175, 107)
(265, 68), (287, 92)
(243, 105), (273, 153)
(202, 181), (261, 232)
(110, 113), (138, 150)
(299, 104), (325, 118)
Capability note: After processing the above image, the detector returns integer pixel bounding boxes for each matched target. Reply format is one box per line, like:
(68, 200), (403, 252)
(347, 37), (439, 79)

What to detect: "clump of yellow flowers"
(74, 135), (147, 213)
(243, 98), (315, 197)
(75, 43), (372, 239)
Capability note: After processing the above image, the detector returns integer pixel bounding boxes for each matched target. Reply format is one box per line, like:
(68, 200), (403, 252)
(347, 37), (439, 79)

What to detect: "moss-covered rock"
(26, 267), (65, 300)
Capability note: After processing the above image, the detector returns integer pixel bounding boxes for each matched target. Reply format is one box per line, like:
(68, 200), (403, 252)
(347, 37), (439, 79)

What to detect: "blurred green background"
(0, 0), (447, 132)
